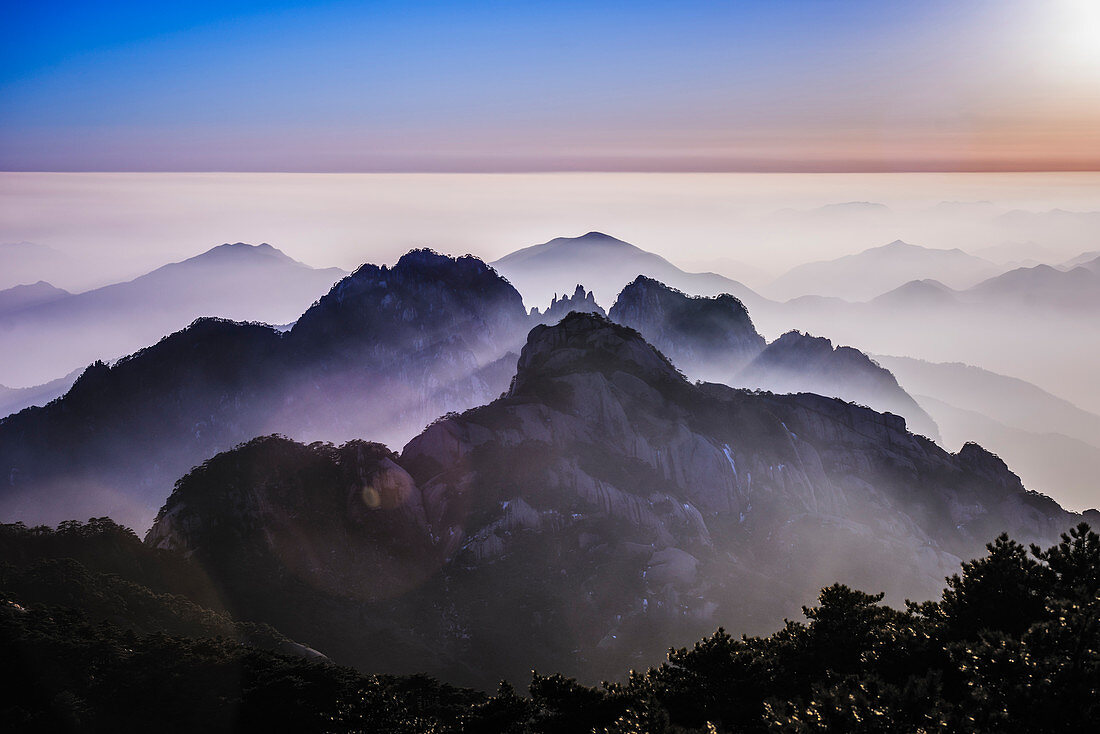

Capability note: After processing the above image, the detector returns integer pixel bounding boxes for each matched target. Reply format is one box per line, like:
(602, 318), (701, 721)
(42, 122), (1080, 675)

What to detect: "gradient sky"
(2, 0), (1098, 171)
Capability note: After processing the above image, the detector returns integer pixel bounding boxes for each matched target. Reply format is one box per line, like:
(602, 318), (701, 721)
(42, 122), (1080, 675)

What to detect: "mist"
(3, 172), (1098, 293)
(3, 171), (1098, 517)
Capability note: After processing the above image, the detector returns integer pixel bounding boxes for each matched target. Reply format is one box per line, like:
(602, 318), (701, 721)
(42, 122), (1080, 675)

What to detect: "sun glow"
(1051, 0), (1100, 74)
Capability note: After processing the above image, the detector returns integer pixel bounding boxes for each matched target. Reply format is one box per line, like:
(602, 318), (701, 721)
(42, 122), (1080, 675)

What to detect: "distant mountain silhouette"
(930, 200), (1000, 216)
(0, 242), (80, 291)
(0, 281), (70, 315)
(966, 262), (1100, 311)
(1060, 251), (1100, 271)
(492, 231), (764, 312)
(0, 368), (81, 418)
(869, 279), (959, 309)
(836, 261), (1100, 313)
(877, 355), (1100, 445)
(766, 240), (1001, 301)
(991, 209), (1100, 255)
(996, 208), (1100, 229)
(0, 243), (346, 387)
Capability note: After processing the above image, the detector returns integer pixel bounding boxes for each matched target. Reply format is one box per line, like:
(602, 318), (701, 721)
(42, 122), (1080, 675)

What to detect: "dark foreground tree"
(2, 521), (1097, 732)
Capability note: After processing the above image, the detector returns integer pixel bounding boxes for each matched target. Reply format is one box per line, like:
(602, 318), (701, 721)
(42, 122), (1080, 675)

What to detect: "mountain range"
(0, 250), (943, 533)
(0, 280), (70, 313)
(765, 240), (1002, 302)
(144, 311), (1075, 686)
(0, 240), (1090, 691)
(0, 243), (345, 387)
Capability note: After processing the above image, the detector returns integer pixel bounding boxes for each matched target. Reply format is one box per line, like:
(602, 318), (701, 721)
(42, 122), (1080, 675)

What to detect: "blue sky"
(2, 0), (1097, 171)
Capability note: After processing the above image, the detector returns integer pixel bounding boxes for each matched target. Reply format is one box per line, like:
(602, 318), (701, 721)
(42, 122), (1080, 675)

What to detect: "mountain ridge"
(145, 311), (1078, 687)
(766, 239), (1001, 302)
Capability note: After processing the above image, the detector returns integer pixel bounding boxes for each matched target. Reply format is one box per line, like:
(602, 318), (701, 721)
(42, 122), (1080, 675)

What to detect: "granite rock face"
(147, 312), (1075, 688)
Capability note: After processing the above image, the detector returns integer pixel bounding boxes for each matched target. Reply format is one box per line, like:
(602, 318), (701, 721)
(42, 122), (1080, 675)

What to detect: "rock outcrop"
(530, 284), (604, 324)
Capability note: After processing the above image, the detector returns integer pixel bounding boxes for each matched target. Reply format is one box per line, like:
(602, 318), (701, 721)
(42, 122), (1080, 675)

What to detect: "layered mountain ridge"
(0, 250), (530, 530)
(0, 248), (979, 531)
(146, 311), (1076, 687)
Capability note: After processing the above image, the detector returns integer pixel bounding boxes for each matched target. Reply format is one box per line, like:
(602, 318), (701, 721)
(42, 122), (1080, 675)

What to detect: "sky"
(1, 0), (1098, 172)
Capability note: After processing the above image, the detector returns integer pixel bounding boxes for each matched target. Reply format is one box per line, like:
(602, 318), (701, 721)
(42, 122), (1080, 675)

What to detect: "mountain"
(608, 276), (765, 382)
(875, 355), (1100, 511)
(737, 331), (940, 441)
(604, 277), (936, 439)
(870, 263), (1100, 312)
(965, 262), (1100, 311)
(0, 242), (80, 291)
(0, 281), (70, 315)
(766, 240), (1002, 302)
(0, 242), (347, 387)
(0, 368), (81, 419)
(0, 250), (529, 531)
(492, 231), (764, 312)
(913, 394), (1100, 513)
(146, 312), (1075, 688)
(1060, 250), (1100, 271)
(876, 355), (1100, 447)
(870, 278), (959, 309)
(763, 250), (1100, 423)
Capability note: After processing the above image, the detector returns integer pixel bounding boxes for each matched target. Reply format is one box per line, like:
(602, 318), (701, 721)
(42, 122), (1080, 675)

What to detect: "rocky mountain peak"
(510, 312), (683, 398)
(189, 241), (297, 265)
(531, 283), (605, 322)
(290, 250), (528, 357)
(608, 275), (765, 382)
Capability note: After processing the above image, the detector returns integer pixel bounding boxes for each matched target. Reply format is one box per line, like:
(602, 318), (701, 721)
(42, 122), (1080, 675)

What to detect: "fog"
(1, 171), (1098, 513)
(2, 172), (1098, 293)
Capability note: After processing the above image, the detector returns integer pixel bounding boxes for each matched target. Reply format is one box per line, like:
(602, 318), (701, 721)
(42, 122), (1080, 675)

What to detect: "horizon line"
(4, 166), (1100, 175)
